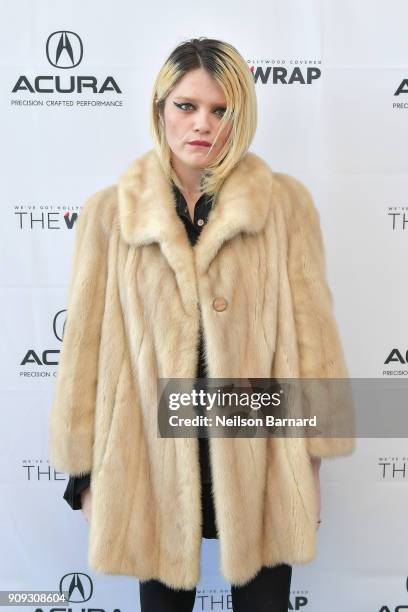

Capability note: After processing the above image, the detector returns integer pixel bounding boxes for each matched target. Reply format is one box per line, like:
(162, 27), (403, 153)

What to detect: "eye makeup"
(173, 101), (227, 117)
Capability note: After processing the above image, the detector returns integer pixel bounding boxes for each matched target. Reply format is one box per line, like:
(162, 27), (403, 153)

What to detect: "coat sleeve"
(63, 473), (91, 510)
(283, 174), (356, 459)
(48, 189), (110, 476)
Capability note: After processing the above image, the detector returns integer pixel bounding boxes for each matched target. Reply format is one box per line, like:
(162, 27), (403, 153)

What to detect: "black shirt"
(63, 182), (215, 507)
(172, 183), (214, 486)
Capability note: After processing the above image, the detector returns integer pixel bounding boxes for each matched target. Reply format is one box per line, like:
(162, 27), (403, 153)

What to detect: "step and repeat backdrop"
(1, 0), (407, 610)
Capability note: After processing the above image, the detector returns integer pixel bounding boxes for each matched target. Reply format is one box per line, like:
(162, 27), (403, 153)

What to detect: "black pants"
(139, 563), (292, 612)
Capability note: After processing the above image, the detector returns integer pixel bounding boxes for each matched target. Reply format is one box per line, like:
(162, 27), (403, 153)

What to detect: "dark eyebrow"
(174, 96), (226, 106)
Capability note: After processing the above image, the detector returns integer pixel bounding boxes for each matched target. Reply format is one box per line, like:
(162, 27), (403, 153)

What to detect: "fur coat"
(49, 148), (355, 589)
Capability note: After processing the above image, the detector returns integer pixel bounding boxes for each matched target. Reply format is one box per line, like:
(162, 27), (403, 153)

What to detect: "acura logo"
(46, 31), (83, 69)
(60, 572), (93, 603)
(12, 30), (121, 94)
(20, 309), (66, 366)
(53, 309), (66, 342)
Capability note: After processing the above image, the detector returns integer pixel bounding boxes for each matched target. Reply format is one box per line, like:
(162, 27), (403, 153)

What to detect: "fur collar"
(117, 148), (273, 285)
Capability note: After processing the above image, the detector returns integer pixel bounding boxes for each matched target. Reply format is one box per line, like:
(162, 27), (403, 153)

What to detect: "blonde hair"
(150, 37), (257, 198)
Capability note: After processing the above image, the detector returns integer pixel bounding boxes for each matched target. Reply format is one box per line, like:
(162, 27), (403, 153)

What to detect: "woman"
(49, 37), (355, 611)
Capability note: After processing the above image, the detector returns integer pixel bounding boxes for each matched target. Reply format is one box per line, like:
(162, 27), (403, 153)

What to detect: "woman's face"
(161, 67), (233, 171)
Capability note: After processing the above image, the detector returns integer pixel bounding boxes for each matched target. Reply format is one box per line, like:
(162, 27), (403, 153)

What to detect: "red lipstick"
(188, 140), (211, 147)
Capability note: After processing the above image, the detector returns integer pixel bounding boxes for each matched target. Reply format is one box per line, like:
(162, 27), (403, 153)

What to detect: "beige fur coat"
(49, 148), (355, 589)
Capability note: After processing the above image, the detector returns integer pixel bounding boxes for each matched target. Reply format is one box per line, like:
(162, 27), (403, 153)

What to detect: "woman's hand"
(310, 457), (322, 528)
(80, 487), (92, 522)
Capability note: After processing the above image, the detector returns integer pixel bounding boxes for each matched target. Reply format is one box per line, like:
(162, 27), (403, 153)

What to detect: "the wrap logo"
(249, 64), (321, 85)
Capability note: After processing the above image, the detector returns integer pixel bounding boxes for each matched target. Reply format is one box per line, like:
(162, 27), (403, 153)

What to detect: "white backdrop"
(1, 1), (408, 610)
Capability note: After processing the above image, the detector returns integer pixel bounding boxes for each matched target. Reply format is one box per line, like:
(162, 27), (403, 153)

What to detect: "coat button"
(197, 218), (205, 226)
(213, 296), (228, 311)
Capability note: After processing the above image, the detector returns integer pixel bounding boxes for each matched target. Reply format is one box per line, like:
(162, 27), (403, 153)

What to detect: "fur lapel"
(117, 148), (274, 277)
